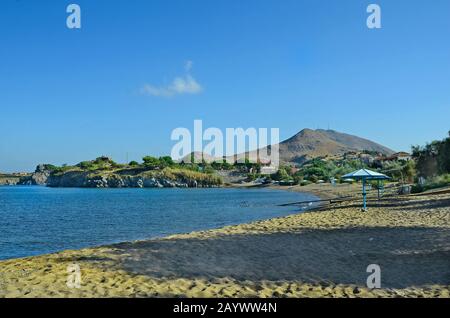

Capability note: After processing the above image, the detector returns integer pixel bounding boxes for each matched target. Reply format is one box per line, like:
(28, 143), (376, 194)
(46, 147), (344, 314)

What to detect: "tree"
(272, 167), (291, 181)
(159, 156), (175, 168)
(437, 132), (450, 174)
(78, 161), (94, 169)
(204, 165), (215, 174)
(402, 160), (416, 183)
(293, 175), (304, 185)
(142, 156), (160, 169)
(42, 164), (58, 171)
(129, 161), (139, 167)
(412, 142), (440, 178)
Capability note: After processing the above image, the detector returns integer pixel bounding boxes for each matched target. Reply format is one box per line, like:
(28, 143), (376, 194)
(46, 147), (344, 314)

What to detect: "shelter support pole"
(377, 179), (381, 200)
(362, 178), (367, 211)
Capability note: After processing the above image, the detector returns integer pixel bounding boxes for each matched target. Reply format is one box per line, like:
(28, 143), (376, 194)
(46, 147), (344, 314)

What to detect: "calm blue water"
(0, 186), (318, 260)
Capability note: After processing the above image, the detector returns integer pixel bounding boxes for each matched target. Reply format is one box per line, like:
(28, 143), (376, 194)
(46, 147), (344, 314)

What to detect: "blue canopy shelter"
(342, 169), (391, 211)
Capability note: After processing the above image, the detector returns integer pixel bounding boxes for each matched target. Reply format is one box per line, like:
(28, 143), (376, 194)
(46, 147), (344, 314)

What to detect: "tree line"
(412, 131), (450, 178)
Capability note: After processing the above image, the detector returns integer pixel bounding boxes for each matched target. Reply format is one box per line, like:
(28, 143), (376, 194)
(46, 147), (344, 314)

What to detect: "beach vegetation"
(74, 157), (118, 171)
(203, 165), (216, 174)
(402, 160), (416, 183)
(412, 131), (450, 178)
(411, 131), (450, 192)
(292, 158), (370, 183)
(412, 173), (450, 193)
(40, 164), (59, 172)
(271, 166), (291, 182)
(299, 180), (312, 186)
(211, 161), (233, 171)
(160, 167), (223, 185)
(78, 161), (95, 170)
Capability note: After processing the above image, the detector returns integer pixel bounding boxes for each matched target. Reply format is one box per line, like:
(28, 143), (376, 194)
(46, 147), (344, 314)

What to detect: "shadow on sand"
(109, 225), (450, 289)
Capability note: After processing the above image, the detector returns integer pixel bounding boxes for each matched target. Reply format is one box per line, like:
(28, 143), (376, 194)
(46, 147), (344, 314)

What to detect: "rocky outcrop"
(46, 171), (91, 187)
(15, 165), (52, 186)
(12, 163), (221, 189)
(0, 177), (22, 186)
(31, 164), (52, 185)
(45, 172), (217, 188)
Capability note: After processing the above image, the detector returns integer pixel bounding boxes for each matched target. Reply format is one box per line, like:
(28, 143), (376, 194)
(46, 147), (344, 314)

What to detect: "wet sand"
(0, 186), (449, 298)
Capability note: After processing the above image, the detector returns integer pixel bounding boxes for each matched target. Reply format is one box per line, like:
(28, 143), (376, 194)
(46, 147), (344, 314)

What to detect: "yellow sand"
(0, 187), (449, 298)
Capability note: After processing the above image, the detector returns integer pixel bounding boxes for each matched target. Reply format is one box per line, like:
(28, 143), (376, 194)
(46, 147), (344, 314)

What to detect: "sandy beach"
(0, 184), (449, 298)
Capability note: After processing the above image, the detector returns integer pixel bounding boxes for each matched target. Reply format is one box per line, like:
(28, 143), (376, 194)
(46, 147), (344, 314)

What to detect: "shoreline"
(0, 184), (449, 298)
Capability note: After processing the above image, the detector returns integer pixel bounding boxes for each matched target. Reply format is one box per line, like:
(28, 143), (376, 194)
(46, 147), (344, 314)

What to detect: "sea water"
(0, 186), (318, 260)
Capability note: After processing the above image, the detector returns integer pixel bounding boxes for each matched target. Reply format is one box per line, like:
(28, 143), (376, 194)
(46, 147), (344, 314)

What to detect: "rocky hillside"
(278, 129), (394, 164)
(224, 128), (394, 165)
(17, 161), (222, 188)
(0, 173), (31, 186)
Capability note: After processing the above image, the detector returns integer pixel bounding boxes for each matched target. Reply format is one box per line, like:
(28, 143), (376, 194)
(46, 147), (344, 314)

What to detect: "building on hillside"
(344, 151), (359, 160)
(378, 152), (412, 163)
(388, 152), (412, 162)
(260, 166), (278, 175)
(373, 152), (412, 168)
(359, 154), (375, 166)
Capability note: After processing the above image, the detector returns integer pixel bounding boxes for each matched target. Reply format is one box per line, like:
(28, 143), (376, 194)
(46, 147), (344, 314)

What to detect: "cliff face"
(18, 165), (221, 188)
(30, 164), (52, 185)
(45, 172), (207, 188)
(0, 174), (29, 186)
(13, 165), (51, 186)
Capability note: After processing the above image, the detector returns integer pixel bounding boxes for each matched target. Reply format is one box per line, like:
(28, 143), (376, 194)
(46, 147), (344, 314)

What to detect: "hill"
(277, 129), (394, 164)
(227, 128), (395, 165)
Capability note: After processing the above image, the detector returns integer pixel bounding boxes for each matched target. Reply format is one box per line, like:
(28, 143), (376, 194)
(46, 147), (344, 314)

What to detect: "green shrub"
(142, 156), (160, 169)
(78, 161), (94, 169)
(204, 166), (215, 174)
(293, 175), (304, 185)
(159, 156), (175, 168)
(411, 174), (450, 193)
(412, 132), (450, 178)
(271, 167), (291, 181)
(308, 175), (319, 183)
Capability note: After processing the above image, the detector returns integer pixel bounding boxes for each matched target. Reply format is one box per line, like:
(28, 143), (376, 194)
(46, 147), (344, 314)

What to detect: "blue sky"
(1, 0), (449, 172)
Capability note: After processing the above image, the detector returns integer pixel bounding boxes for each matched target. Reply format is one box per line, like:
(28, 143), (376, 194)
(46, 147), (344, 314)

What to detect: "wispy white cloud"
(140, 61), (203, 98)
